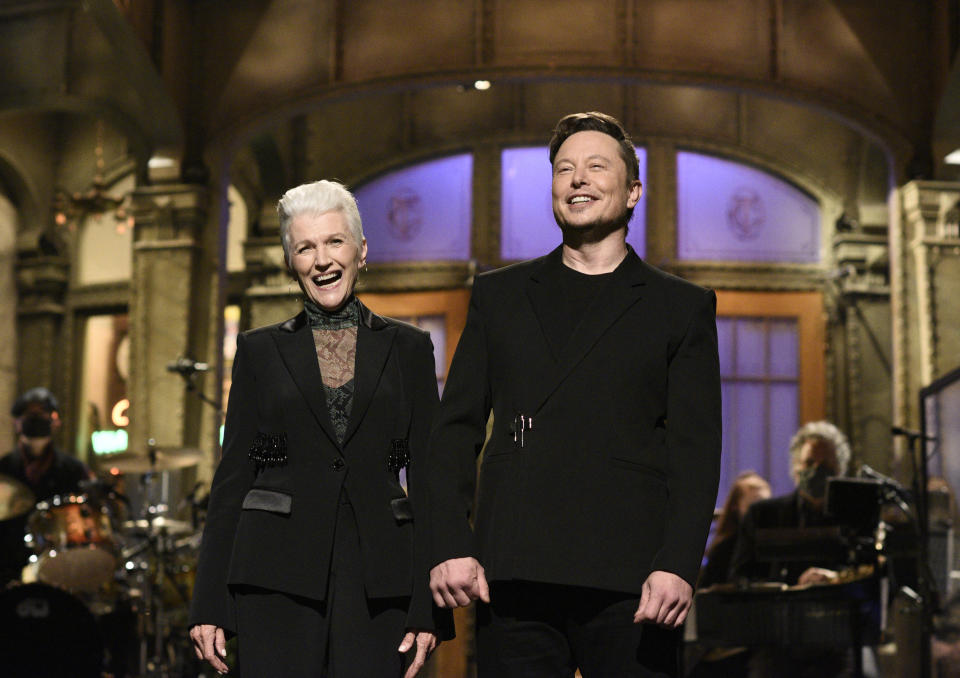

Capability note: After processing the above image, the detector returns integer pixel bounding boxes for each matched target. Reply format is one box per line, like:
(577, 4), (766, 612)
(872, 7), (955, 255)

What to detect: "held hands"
(190, 624), (229, 674)
(399, 629), (438, 678)
(633, 570), (693, 628)
(429, 557), (490, 608)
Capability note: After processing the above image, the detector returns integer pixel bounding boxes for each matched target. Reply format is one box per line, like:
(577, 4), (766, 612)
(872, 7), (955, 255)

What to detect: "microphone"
(166, 358), (209, 375)
(891, 425), (938, 442)
(859, 464), (904, 489)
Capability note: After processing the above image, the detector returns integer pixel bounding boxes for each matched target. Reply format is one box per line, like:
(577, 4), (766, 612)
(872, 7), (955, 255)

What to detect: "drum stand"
(124, 475), (199, 677)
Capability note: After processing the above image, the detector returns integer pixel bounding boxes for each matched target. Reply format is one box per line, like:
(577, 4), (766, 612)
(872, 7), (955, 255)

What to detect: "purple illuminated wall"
(677, 152), (820, 263)
(355, 154), (473, 262)
(501, 146), (647, 261)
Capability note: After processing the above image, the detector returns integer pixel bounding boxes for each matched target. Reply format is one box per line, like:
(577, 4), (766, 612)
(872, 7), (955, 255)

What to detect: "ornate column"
(127, 182), (211, 455)
(898, 182), (960, 432)
(827, 230), (892, 472)
(15, 253), (69, 403)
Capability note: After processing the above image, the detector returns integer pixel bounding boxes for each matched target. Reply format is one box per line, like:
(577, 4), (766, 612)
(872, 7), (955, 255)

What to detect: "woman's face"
(288, 210), (367, 312)
(736, 478), (771, 517)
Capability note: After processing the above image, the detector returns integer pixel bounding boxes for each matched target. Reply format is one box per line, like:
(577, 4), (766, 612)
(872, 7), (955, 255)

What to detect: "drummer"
(0, 387), (92, 583)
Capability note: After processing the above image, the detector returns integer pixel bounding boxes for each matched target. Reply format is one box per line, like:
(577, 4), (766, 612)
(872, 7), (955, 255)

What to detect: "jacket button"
(331, 458), (345, 472)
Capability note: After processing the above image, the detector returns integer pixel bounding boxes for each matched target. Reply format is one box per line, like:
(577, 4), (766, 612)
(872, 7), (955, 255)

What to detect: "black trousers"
(234, 496), (408, 677)
(476, 581), (680, 678)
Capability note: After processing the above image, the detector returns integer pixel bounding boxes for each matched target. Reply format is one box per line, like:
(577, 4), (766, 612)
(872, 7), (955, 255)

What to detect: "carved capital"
(130, 184), (209, 245)
(15, 254), (69, 315)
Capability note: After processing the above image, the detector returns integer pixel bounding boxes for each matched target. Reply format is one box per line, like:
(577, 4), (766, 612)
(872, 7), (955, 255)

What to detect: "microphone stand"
(894, 427), (933, 678)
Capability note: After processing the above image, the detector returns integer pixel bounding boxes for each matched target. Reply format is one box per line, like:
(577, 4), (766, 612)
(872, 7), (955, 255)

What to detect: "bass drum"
(27, 493), (117, 592)
(0, 582), (103, 678)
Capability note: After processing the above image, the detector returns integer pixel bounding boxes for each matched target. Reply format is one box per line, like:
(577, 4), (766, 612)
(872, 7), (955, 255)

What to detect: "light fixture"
(53, 119), (131, 232)
(945, 149), (960, 165)
(473, 80), (492, 91)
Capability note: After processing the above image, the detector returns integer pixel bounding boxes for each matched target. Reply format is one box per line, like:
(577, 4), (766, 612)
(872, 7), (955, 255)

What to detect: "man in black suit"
(426, 112), (722, 677)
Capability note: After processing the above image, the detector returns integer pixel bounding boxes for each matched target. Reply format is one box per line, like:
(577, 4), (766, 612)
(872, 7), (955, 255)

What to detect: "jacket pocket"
(241, 487), (293, 514)
(609, 457), (667, 482)
(390, 497), (413, 523)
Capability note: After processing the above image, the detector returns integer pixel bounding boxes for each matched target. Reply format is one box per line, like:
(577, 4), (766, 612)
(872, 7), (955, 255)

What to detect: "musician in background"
(0, 387), (92, 583)
(730, 421), (851, 585)
(699, 471), (771, 589)
(728, 421), (855, 678)
(687, 471), (771, 678)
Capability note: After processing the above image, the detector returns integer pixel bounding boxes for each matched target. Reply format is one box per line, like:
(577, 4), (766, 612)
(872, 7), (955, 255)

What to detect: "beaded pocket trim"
(387, 439), (410, 475)
(248, 432), (288, 467)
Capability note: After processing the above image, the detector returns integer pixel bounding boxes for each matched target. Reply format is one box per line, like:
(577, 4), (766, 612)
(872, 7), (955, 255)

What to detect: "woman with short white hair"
(190, 180), (449, 677)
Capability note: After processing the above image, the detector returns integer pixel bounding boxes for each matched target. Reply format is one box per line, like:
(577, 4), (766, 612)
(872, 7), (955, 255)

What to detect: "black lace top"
(304, 298), (359, 445)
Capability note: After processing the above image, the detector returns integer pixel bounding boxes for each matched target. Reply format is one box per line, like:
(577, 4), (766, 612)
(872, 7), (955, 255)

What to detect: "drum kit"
(0, 446), (207, 678)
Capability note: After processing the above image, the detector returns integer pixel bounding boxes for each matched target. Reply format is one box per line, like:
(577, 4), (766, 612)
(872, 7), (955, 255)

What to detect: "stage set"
(2, 1), (960, 676)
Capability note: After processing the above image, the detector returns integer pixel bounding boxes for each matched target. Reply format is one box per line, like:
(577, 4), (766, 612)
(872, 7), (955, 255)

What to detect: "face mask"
(21, 413), (52, 439)
(796, 463), (832, 499)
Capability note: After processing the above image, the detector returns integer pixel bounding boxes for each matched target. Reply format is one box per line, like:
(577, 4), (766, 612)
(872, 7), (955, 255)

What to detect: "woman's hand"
(399, 628), (438, 678)
(190, 624), (229, 674)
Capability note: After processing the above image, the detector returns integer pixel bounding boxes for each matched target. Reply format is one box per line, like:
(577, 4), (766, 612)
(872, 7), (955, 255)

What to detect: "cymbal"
(122, 516), (195, 536)
(0, 473), (36, 520)
(99, 447), (202, 474)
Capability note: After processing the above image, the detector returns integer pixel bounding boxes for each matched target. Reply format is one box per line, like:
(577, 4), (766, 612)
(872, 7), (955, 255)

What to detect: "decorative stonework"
(127, 183), (211, 456)
(15, 255), (70, 404)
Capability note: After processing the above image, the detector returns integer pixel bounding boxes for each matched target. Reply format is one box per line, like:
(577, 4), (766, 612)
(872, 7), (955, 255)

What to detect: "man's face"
(16, 403), (59, 448)
(551, 130), (642, 233)
(792, 439), (840, 501)
(794, 439), (840, 477)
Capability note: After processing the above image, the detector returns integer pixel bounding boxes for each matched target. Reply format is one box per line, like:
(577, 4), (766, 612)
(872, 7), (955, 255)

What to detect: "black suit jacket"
(189, 303), (449, 636)
(426, 246), (722, 592)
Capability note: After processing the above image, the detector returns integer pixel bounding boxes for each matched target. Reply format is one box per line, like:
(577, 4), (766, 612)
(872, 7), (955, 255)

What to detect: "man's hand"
(797, 567), (838, 586)
(429, 557), (490, 608)
(189, 624), (229, 674)
(633, 570), (693, 628)
(399, 629), (438, 678)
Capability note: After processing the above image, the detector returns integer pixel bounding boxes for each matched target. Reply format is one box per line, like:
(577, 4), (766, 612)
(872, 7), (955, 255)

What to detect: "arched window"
(676, 151), (820, 263)
(354, 154), (473, 262)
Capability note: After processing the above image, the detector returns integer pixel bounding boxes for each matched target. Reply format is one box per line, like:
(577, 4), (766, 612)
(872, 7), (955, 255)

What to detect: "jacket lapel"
(272, 313), (341, 448)
(342, 302), (397, 446)
(529, 247), (648, 413)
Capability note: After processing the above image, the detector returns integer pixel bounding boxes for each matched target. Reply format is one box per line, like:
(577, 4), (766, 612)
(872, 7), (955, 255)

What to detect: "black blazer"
(426, 246), (722, 591)
(189, 303), (448, 635)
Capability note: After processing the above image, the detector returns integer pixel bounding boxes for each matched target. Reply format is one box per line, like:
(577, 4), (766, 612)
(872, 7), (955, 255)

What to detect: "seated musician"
(728, 421), (861, 678)
(0, 388), (93, 584)
(730, 421), (851, 586)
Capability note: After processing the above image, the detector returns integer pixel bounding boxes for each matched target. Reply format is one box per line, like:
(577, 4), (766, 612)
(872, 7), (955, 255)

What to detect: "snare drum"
(0, 582), (103, 678)
(27, 493), (117, 592)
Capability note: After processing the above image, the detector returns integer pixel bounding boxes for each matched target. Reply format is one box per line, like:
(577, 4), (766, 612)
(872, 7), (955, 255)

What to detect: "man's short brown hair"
(548, 112), (640, 185)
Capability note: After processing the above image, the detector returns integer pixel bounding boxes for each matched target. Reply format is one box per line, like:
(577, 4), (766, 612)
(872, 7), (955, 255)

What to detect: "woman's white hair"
(788, 420), (851, 477)
(277, 180), (364, 265)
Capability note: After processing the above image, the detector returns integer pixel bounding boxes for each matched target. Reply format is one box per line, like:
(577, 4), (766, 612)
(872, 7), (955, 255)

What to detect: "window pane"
(769, 383), (799, 495)
(769, 319), (799, 378)
(716, 317), (735, 377)
(676, 151), (820, 263)
(735, 318), (766, 378)
(731, 382), (766, 473)
(501, 146), (647, 261)
(355, 154), (473, 262)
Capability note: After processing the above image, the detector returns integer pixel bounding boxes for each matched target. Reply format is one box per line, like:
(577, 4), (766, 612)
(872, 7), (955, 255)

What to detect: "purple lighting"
(677, 152), (820, 263)
(501, 146), (647, 261)
(355, 154), (473, 262)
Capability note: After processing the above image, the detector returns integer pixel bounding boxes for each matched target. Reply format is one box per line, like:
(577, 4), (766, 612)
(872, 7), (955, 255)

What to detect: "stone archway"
(0, 192), (17, 449)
